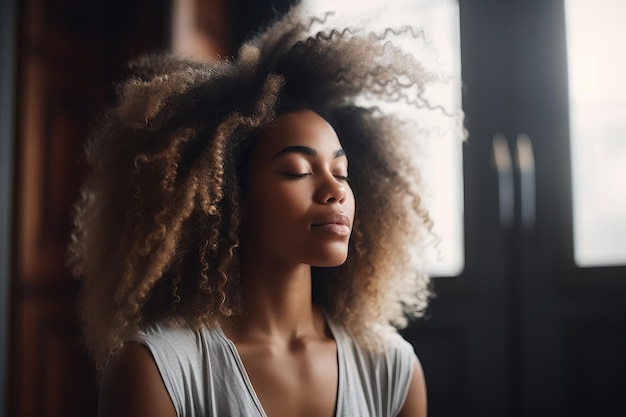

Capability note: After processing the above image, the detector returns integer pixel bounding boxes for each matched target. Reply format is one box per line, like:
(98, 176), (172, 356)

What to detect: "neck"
(223, 249), (322, 344)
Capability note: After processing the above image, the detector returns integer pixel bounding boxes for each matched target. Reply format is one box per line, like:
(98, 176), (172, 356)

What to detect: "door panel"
(511, 1), (626, 416)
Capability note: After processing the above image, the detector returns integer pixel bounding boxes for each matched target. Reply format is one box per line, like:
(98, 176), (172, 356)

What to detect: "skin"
(98, 110), (426, 417)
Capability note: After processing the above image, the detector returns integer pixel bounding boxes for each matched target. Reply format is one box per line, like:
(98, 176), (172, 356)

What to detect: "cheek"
(247, 181), (309, 231)
(265, 185), (310, 224)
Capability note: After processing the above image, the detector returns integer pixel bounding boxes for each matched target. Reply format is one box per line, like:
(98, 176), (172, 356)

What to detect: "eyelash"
(283, 172), (349, 182)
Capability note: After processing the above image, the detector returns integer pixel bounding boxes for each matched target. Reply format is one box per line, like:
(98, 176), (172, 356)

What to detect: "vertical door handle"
(515, 134), (536, 230)
(493, 133), (515, 230)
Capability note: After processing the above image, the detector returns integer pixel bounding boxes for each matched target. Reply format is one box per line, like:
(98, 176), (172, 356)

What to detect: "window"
(565, 0), (626, 266)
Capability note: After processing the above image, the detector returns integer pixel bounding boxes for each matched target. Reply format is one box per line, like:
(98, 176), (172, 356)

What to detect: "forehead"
(256, 110), (343, 159)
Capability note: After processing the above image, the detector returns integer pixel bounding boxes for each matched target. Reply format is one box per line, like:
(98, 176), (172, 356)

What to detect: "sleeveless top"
(135, 316), (416, 417)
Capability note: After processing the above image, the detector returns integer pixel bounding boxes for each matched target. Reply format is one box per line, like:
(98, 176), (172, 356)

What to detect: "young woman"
(69, 6), (456, 417)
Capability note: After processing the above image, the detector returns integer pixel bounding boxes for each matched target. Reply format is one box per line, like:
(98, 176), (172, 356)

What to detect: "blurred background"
(0, 0), (624, 416)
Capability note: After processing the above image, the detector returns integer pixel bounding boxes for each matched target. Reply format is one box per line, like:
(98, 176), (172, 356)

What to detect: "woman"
(69, 5), (453, 417)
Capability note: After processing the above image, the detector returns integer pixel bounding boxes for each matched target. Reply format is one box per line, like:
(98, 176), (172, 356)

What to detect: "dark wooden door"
(509, 2), (626, 416)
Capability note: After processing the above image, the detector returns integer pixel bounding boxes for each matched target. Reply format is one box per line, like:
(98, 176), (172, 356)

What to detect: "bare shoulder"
(98, 341), (176, 417)
(397, 357), (427, 417)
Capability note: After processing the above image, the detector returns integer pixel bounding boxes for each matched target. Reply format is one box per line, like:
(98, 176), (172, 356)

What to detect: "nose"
(315, 174), (347, 204)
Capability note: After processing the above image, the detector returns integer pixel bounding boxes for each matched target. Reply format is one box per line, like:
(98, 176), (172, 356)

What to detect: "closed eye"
(334, 175), (350, 182)
(283, 172), (312, 178)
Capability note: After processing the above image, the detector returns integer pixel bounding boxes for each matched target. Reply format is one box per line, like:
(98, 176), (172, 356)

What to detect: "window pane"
(565, 0), (626, 267)
(304, 0), (464, 276)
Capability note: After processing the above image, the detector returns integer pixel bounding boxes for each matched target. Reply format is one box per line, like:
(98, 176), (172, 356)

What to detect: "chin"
(308, 250), (349, 268)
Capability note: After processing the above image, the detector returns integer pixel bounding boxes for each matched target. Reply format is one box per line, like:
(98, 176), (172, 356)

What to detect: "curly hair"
(68, 5), (463, 368)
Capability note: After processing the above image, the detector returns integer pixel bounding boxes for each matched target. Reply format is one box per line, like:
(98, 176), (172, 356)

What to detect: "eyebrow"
(272, 146), (346, 160)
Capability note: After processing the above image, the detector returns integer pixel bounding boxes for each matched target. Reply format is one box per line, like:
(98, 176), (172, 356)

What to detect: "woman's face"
(243, 110), (355, 268)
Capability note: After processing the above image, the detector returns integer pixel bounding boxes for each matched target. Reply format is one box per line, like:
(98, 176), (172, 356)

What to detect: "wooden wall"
(8, 1), (167, 415)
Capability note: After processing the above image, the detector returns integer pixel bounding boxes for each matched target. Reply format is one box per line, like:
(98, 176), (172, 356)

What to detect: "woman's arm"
(98, 342), (177, 417)
(397, 357), (427, 417)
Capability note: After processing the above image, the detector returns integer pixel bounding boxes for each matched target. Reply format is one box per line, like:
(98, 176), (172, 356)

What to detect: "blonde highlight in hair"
(68, 5), (463, 368)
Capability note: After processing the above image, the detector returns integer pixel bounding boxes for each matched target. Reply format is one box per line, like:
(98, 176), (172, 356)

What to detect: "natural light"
(565, 0), (626, 267)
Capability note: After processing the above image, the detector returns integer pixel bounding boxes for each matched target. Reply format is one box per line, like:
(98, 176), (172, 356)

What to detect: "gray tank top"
(136, 317), (416, 417)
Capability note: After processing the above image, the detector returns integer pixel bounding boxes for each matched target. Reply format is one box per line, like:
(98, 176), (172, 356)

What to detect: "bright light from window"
(565, 0), (626, 266)
(304, 0), (464, 276)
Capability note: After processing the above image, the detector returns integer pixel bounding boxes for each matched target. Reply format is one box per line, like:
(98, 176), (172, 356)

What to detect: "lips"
(312, 212), (351, 227)
(311, 212), (351, 236)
